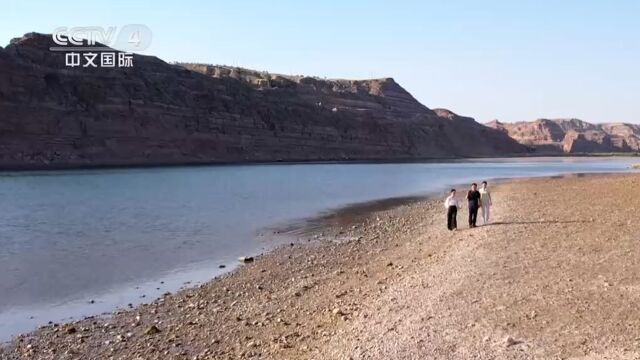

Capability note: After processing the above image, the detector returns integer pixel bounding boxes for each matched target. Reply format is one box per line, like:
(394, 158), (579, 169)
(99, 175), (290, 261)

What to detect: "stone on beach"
(504, 336), (521, 347)
(143, 325), (161, 335)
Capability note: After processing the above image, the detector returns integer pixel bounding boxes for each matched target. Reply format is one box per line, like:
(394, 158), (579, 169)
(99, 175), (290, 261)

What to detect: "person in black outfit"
(466, 183), (481, 228)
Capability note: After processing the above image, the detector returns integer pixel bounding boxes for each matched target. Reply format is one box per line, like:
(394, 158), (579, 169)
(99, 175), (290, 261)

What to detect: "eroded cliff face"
(0, 33), (526, 169)
(487, 119), (640, 154)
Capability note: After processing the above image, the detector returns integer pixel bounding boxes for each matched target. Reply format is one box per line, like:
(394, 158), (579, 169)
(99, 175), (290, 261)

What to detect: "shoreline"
(3, 172), (640, 359)
(0, 154), (637, 173)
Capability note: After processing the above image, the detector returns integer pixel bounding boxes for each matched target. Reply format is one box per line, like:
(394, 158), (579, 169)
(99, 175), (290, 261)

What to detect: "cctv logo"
(50, 24), (152, 52)
(50, 25), (152, 69)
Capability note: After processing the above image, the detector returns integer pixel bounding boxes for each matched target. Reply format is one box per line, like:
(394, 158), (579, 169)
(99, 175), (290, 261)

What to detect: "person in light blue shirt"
(479, 181), (492, 225)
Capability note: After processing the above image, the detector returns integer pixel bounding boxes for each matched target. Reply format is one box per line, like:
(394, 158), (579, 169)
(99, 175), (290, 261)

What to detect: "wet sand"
(3, 174), (640, 359)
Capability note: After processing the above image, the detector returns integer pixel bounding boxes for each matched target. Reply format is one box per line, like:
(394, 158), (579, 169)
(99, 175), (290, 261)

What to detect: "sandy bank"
(3, 174), (640, 359)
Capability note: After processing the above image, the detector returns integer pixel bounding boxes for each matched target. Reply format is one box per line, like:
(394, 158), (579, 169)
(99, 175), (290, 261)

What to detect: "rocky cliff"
(487, 119), (640, 154)
(0, 33), (527, 169)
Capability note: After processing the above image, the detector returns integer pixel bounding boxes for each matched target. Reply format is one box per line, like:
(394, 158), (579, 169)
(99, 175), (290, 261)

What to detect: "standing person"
(479, 181), (492, 225)
(466, 183), (481, 228)
(444, 189), (461, 231)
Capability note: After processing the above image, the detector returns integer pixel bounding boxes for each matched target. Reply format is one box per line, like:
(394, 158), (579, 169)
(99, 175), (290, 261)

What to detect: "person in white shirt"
(479, 181), (492, 225)
(444, 189), (461, 231)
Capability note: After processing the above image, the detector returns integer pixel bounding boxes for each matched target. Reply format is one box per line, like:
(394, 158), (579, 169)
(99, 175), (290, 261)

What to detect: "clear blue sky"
(2, 0), (638, 123)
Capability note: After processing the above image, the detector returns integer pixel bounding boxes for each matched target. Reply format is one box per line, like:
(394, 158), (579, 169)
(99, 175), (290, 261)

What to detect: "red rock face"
(0, 33), (527, 169)
(486, 119), (640, 154)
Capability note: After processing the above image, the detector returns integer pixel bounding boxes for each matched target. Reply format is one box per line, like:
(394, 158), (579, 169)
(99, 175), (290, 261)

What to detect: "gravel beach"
(3, 174), (640, 360)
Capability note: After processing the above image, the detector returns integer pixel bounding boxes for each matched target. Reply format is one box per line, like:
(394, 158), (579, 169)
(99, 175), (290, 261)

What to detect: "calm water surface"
(0, 157), (637, 340)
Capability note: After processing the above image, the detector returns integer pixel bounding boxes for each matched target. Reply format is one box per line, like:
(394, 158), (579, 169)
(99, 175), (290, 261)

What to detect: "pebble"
(144, 325), (161, 335)
(504, 336), (520, 347)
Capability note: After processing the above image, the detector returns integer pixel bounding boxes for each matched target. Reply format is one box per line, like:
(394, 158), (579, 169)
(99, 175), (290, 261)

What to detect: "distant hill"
(486, 118), (640, 154)
(0, 33), (526, 169)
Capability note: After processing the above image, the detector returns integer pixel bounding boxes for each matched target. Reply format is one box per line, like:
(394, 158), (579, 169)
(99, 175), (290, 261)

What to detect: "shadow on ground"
(484, 220), (589, 226)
